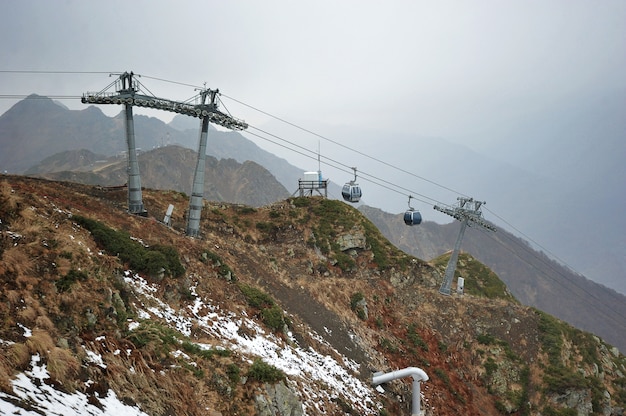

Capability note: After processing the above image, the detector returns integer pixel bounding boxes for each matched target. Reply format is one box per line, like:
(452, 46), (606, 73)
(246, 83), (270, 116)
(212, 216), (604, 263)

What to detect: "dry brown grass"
(17, 305), (39, 325)
(0, 180), (20, 213)
(0, 359), (13, 393)
(34, 315), (56, 332)
(1, 247), (34, 279)
(47, 347), (79, 387)
(25, 328), (55, 356)
(16, 295), (44, 326)
(54, 256), (72, 277)
(14, 207), (38, 224)
(6, 343), (30, 370)
(4, 290), (21, 305)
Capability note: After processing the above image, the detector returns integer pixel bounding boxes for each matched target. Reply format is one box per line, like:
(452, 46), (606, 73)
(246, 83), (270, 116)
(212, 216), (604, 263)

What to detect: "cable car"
(342, 167), (362, 203)
(404, 195), (422, 226)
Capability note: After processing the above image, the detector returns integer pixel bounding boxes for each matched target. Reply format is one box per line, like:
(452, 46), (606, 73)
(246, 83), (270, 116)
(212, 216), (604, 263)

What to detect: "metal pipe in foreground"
(372, 367), (429, 416)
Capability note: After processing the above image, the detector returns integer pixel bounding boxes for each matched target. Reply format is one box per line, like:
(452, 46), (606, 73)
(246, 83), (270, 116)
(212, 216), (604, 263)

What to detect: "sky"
(1, 0), (624, 135)
(1, 0), (625, 289)
(1, 0), (624, 180)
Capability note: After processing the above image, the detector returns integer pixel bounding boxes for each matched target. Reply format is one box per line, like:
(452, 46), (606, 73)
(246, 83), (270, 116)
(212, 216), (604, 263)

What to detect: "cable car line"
(484, 230), (626, 326)
(2, 71), (469, 208)
(220, 93), (468, 199)
(0, 70), (119, 75)
(246, 128), (431, 205)
(246, 124), (439, 207)
(220, 91), (626, 323)
(1, 73), (616, 312)
(0, 94), (81, 100)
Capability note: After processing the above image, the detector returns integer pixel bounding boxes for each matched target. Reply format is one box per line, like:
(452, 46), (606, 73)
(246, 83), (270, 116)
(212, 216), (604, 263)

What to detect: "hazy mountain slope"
(24, 148), (109, 174)
(0, 176), (624, 415)
(0, 96), (188, 173)
(31, 146), (290, 208)
(280, 110), (626, 295)
(0, 97), (626, 293)
(359, 205), (626, 353)
(477, 90), (626, 293)
(168, 124), (328, 196)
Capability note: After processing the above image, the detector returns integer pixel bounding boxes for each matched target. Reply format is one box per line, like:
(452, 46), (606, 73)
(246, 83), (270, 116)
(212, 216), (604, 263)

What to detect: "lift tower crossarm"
(434, 198), (496, 232)
(82, 72), (248, 222)
(433, 197), (496, 295)
(81, 73), (248, 131)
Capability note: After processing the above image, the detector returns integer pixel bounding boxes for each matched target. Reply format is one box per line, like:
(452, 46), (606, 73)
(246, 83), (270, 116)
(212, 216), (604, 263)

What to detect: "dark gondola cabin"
(404, 195), (422, 225)
(342, 167), (362, 203)
(404, 209), (422, 226)
(342, 183), (362, 203)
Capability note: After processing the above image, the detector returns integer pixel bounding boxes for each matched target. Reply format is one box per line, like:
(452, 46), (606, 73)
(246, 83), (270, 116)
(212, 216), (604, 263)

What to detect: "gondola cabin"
(342, 183), (362, 203)
(404, 209), (422, 226)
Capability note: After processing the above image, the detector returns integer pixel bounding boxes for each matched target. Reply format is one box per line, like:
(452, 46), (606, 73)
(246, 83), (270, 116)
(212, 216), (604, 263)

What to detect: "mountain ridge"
(1, 95), (625, 352)
(17, 148), (626, 353)
(0, 175), (624, 415)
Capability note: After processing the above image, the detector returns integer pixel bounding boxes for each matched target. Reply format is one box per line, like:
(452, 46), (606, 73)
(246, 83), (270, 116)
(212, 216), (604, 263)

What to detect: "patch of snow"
(84, 349), (107, 369)
(17, 323), (32, 337)
(0, 354), (149, 416)
(124, 271), (379, 414)
(128, 320), (141, 330)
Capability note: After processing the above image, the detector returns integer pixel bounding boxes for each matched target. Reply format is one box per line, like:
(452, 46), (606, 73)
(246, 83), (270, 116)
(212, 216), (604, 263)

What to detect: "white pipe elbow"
(372, 366), (429, 386)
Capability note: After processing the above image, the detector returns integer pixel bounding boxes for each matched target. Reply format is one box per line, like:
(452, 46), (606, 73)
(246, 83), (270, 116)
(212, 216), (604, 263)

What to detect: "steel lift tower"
(82, 72), (247, 233)
(434, 197), (496, 295)
(186, 89), (217, 237)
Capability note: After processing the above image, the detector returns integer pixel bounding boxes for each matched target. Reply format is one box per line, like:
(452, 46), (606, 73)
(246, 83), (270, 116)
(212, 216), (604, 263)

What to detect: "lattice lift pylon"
(82, 71), (247, 236)
(434, 197), (496, 295)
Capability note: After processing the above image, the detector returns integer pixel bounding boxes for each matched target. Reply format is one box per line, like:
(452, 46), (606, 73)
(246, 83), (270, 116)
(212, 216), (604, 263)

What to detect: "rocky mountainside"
(0, 96), (309, 197)
(360, 206), (626, 354)
(1, 175), (624, 415)
(27, 146), (290, 208)
(22, 146), (626, 354)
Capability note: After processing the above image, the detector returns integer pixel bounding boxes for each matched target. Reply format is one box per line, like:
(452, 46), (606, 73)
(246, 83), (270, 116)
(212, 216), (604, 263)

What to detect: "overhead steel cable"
(0, 70), (120, 74)
(484, 206), (577, 273)
(245, 127), (434, 206)
(247, 124), (440, 206)
(0, 94), (81, 99)
(484, 227), (626, 326)
(220, 93), (469, 199)
(140, 74), (202, 89)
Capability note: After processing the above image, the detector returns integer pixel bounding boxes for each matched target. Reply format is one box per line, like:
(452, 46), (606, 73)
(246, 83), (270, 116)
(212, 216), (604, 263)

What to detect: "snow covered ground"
(0, 271), (382, 415)
(0, 350), (149, 416)
(125, 271), (380, 415)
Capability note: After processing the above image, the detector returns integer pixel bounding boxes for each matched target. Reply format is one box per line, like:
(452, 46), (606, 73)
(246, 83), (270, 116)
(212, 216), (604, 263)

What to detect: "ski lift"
(341, 167), (362, 203)
(404, 195), (422, 226)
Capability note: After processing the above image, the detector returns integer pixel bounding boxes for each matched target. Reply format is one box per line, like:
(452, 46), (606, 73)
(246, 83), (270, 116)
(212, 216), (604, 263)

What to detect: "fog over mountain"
(253, 89), (626, 295)
(0, 95), (624, 297)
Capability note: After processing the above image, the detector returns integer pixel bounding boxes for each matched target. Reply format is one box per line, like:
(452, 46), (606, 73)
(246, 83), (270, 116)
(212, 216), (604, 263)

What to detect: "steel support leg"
(124, 103), (145, 215)
(186, 117), (209, 237)
(439, 219), (468, 295)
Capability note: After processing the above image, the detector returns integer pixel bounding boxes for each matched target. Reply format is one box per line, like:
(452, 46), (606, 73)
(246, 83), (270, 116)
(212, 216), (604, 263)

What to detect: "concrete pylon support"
(186, 116), (209, 237)
(439, 218), (468, 295)
(124, 103), (145, 215)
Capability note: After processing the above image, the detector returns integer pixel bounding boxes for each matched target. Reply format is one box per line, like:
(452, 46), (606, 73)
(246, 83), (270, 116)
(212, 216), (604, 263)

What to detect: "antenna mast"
(434, 197), (496, 295)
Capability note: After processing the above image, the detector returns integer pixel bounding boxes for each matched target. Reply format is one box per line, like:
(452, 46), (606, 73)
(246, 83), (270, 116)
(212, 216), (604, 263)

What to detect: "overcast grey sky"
(1, 0), (624, 133)
(2, 0), (624, 205)
(1, 0), (624, 191)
